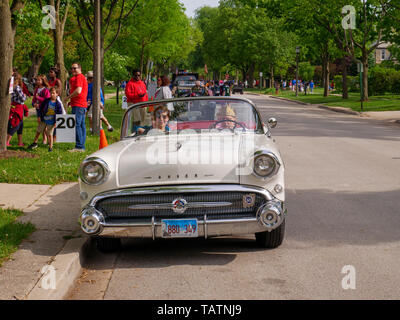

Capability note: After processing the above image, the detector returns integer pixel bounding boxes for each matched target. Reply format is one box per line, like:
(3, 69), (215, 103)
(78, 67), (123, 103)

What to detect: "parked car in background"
(78, 97), (286, 252)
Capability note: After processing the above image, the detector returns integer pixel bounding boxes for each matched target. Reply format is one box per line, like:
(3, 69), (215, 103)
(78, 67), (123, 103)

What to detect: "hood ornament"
(172, 198), (187, 214)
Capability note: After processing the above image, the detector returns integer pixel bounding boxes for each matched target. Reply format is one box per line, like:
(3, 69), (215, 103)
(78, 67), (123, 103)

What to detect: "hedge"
(368, 67), (400, 96)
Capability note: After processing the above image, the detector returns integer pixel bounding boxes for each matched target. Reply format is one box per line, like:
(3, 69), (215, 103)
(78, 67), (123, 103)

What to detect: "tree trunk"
(92, 0), (101, 136)
(116, 81), (120, 105)
(342, 57), (348, 99)
(270, 65), (274, 89)
(0, 0), (17, 151)
(27, 52), (46, 81)
(140, 41), (145, 74)
(322, 56), (330, 97)
(362, 52), (369, 101)
(51, 0), (69, 103)
(248, 64), (255, 88)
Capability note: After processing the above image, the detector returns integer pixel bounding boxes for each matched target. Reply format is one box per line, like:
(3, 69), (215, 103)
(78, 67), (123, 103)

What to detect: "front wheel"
(95, 237), (121, 253)
(255, 220), (285, 249)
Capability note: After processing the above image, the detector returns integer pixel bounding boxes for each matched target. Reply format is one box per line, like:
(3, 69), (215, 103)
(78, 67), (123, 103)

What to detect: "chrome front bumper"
(80, 185), (286, 239)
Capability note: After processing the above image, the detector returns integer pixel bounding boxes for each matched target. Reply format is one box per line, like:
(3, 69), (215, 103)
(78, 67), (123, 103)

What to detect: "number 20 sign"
(56, 115), (76, 143)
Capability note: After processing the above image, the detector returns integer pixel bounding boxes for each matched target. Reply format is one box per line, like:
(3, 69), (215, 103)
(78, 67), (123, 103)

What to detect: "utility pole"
(295, 46), (300, 97)
(92, 0), (101, 136)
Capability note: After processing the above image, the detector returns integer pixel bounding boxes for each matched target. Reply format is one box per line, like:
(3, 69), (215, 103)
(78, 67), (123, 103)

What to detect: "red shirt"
(69, 73), (88, 108)
(125, 78), (148, 104)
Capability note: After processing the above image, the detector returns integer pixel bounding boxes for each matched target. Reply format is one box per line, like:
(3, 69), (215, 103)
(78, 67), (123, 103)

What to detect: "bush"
(369, 67), (391, 95)
(390, 72), (400, 94)
(334, 75), (359, 93)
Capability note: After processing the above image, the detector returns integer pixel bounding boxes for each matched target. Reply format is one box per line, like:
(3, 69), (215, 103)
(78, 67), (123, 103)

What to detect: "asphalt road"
(67, 94), (400, 300)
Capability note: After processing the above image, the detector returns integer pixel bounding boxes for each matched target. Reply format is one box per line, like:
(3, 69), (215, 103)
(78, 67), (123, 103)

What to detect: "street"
(67, 94), (400, 300)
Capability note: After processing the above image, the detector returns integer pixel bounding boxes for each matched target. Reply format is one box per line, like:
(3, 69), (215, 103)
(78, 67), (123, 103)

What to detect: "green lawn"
(1, 99), (125, 185)
(246, 87), (400, 112)
(0, 208), (35, 266)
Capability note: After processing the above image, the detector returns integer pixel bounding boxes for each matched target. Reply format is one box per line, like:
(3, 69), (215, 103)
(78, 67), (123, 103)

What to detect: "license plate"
(161, 219), (198, 238)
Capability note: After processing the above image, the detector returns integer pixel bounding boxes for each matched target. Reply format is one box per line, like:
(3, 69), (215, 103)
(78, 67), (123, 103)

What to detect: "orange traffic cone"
(99, 129), (108, 150)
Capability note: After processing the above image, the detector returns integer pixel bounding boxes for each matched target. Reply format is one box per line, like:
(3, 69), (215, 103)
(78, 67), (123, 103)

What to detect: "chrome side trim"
(89, 184), (274, 207)
(128, 202), (232, 210)
(204, 214), (208, 239)
(151, 216), (155, 240)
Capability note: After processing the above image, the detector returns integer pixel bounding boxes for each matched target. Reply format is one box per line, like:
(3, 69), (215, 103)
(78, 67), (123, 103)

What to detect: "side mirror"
(268, 118), (277, 129)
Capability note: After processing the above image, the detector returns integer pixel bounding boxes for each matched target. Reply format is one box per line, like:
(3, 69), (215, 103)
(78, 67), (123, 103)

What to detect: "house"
(374, 42), (395, 64)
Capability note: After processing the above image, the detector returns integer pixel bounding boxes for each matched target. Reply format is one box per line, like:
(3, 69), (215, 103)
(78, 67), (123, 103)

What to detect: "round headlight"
(80, 158), (110, 185)
(253, 152), (280, 178)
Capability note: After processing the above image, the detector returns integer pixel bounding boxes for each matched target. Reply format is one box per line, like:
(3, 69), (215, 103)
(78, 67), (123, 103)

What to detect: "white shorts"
(87, 107), (104, 118)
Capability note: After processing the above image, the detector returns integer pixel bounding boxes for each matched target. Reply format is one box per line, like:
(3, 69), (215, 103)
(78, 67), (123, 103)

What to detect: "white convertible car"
(78, 97), (286, 252)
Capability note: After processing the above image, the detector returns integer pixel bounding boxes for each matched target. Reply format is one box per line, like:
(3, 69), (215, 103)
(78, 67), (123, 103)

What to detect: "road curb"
(26, 236), (90, 300)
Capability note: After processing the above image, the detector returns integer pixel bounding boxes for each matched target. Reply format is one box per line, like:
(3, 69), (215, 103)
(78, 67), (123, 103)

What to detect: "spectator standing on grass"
(86, 71), (114, 133)
(28, 88), (63, 152)
(6, 74), (29, 148)
(310, 80), (314, 94)
(66, 63), (88, 152)
(48, 67), (66, 113)
(32, 75), (51, 146)
(125, 69), (148, 125)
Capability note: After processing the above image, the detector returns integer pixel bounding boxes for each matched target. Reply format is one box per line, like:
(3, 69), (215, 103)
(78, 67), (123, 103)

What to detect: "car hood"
(116, 134), (243, 187)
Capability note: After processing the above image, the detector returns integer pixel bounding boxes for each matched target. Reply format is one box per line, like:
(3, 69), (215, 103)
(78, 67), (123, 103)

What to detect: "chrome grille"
(95, 192), (266, 221)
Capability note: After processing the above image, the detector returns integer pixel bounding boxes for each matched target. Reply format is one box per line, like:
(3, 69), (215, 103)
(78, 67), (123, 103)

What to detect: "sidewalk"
(0, 183), (84, 300)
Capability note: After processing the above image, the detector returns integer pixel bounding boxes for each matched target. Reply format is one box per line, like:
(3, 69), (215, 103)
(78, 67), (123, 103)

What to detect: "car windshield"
(121, 98), (263, 139)
(175, 76), (196, 86)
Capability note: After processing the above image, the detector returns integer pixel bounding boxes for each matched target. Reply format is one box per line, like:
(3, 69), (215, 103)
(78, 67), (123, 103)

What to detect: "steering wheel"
(210, 119), (247, 132)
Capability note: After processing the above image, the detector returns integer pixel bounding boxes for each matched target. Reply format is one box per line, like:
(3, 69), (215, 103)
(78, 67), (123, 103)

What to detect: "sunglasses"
(134, 74), (141, 77)
(71, 67), (79, 70)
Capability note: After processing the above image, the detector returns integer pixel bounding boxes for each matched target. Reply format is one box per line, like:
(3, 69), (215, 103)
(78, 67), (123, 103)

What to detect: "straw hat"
(86, 71), (94, 78)
(217, 104), (236, 118)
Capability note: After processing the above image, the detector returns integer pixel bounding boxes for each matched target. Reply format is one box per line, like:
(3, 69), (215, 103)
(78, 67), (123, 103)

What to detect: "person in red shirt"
(125, 69), (149, 126)
(125, 69), (148, 104)
(66, 62), (88, 152)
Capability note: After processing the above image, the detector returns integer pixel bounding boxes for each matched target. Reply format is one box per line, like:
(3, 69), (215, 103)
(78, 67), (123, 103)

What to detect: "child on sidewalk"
(28, 88), (63, 152)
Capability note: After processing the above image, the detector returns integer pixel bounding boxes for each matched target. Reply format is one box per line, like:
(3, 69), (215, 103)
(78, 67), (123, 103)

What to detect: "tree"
(38, 0), (71, 101)
(117, 0), (195, 75)
(74, 0), (140, 89)
(13, 2), (52, 79)
(104, 51), (131, 104)
(0, 0), (25, 152)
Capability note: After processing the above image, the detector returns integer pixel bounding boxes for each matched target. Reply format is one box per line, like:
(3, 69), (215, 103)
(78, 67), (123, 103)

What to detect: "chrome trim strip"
(151, 216), (155, 240)
(204, 214), (208, 239)
(128, 202), (232, 210)
(89, 184), (274, 207)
